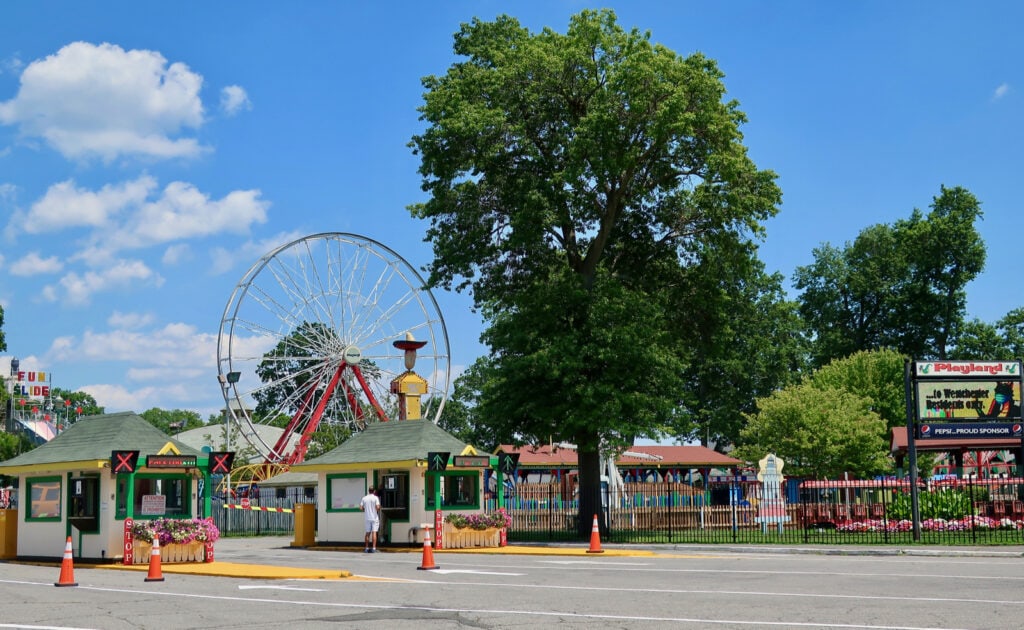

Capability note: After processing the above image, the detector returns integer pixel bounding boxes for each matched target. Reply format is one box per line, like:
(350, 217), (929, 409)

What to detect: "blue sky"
(1, 2), (1022, 423)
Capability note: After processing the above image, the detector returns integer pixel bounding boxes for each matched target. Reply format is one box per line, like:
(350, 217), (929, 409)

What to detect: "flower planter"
(132, 540), (208, 564)
(442, 525), (502, 549)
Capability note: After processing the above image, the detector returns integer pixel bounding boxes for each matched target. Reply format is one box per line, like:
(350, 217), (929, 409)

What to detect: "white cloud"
(0, 54), (23, 76)
(79, 382), (159, 413)
(125, 182), (269, 247)
(75, 323), (215, 368)
(19, 176), (156, 234)
(9, 251), (63, 276)
(161, 243), (192, 265)
(16, 176), (268, 257)
(0, 42), (207, 161)
(46, 258), (163, 305)
(209, 230), (306, 274)
(107, 311), (155, 329)
(220, 85), (252, 116)
(994, 83), (1010, 100)
(44, 322), (223, 412)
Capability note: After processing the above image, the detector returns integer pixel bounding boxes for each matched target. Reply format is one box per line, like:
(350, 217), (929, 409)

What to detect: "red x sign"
(111, 450), (139, 474)
(209, 451), (235, 474)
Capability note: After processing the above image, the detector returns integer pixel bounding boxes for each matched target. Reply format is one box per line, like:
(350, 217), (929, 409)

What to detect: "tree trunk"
(577, 448), (604, 539)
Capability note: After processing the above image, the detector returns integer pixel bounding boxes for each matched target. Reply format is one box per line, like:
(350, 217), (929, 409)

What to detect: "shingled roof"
(291, 420), (474, 471)
(0, 411), (202, 474)
(495, 444), (742, 468)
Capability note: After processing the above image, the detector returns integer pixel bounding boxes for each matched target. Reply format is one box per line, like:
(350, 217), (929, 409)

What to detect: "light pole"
(5, 357), (18, 434)
(217, 371), (241, 531)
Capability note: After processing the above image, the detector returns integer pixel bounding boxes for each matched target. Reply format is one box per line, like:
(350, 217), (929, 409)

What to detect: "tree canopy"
(140, 407), (205, 435)
(794, 185), (985, 367)
(736, 349), (904, 477)
(736, 380), (888, 479)
(670, 235), (808, 449)
(410, 9), (780, 532)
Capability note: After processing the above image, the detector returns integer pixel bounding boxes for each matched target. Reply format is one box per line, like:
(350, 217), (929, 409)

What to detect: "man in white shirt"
(359, 487), (381, 552)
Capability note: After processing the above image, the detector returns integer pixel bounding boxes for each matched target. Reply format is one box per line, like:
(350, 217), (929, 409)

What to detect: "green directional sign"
(427, 451), (450, 471)
(498, 453), (519, 474)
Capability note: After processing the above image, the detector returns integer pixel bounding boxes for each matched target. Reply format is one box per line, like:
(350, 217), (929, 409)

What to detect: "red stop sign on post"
(241, 497), (250, 509)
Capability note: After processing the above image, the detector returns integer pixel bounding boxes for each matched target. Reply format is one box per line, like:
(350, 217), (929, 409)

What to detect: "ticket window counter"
(115, 473), (192, 521)
(425, 471), (480, 510)
(69, 476), (100, 534)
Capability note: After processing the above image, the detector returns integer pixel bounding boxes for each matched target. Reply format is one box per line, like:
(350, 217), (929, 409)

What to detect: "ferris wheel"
(216, 232), (451, 467)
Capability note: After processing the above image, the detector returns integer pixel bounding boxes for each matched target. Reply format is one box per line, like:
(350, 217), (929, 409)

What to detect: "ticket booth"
(291, 419), (488, 546)
(0, 412), (213, 562)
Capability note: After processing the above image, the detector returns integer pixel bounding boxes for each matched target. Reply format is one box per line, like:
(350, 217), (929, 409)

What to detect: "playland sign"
(911, 360), (1023, 440)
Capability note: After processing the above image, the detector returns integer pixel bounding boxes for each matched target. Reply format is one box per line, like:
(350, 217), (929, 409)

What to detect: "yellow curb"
(94, 561), (350, 580)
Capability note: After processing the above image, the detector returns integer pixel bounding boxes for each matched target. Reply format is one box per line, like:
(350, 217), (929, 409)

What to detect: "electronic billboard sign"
(911, 361), (1023, 440)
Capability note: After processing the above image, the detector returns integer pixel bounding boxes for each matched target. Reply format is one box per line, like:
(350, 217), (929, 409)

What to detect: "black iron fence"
(208, 476), (1024, 545)
(503, 477), (1024, 545)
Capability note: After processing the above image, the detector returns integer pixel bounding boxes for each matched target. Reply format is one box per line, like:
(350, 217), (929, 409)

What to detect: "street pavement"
(70, 535), (1024, 581)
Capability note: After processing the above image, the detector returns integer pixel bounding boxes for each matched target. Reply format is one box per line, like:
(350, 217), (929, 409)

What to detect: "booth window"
(426, 471), (480, 510)
(27, 476), (62, 521)
(123, 474), (191, 519)
(326, 473), (365, 512)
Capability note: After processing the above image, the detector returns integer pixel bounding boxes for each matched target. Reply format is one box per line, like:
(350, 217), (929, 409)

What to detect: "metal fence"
(209, 496), (314, 536)
(504, 478), (1024, 545)
(208, 477), (1024, 545)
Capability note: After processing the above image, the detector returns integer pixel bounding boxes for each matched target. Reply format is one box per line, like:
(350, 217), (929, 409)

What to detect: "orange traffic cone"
(54, 536), (78, 587)
(586, 514), (604, 553)
(416, 527), (439, 570)
(145, 538), (165, 582)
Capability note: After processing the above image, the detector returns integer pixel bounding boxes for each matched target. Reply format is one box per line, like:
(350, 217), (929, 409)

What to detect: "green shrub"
(887, 488), (977, 521)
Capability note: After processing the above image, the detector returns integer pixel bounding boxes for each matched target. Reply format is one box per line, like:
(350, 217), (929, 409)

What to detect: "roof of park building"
(495, 443), (743, 469)
(0, 411), (203, 474)
(290, 419), (478, 472)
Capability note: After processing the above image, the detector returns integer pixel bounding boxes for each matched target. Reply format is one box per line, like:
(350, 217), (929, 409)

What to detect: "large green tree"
(43, 387), (102, 424)
(438, 357), (503, 452)
(735, 381), (888, 479)
(808, 348), (906, 430)
(948, 308), (1024, 360)
(671, 235), (808, 449)
(737, 349), (910, 478)
(409, 10), (780, 534)
(140, 408), (205, 435)
(795, 186), (985, 367)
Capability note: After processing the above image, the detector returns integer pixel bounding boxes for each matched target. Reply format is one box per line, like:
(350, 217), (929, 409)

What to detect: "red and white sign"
(123, 519), (134, 565)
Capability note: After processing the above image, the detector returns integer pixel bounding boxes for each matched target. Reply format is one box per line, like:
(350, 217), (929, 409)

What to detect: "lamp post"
(5, 357), (18, 434)
(217, 371), (241, 531)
